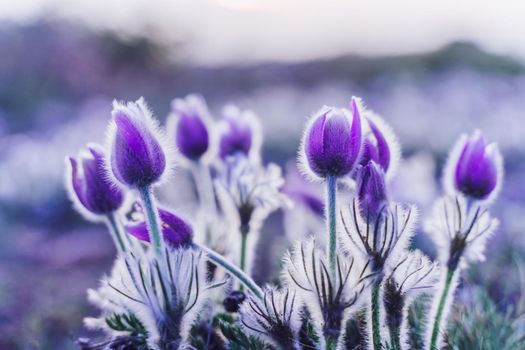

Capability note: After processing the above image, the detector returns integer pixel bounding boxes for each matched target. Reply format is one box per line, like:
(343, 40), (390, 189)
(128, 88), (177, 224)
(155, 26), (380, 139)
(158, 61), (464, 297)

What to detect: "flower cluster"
(67, 94), (503, 350)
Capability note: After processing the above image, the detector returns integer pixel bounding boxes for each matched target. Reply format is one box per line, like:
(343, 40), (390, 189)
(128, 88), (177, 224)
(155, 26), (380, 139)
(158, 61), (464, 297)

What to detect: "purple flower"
(359, 113), (399, 176)
(126, 208), (193, 248)
(170, 95), (211, 161)
(68, 145), (124, 216)
(302, 97), (362, 179)
(452, 130), (502, 199)
(356, 161), (388, 218)
(218, 105), (260, 160)
(109, 98), (167, 188)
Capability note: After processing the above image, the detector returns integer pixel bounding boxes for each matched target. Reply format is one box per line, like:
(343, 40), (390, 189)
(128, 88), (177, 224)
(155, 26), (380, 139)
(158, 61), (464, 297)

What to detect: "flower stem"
(138, 185), (165, 259)
(371, 280), (382, 350)
(429, 268), (455, 350)
(388, 324), (401, 350)
(195, 243), (263, 299)
(105, 212), (126, 253)
(326, 175), (337, 280)
(239, 229), (249, 292)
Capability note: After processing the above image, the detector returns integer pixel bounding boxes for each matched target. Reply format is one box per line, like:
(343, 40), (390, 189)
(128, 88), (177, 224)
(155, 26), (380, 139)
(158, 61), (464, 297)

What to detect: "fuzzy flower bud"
(444, 130), (503, 201)
(218, 105), (261, 160)
(126, 208), (193, 248)
(356, 161), (388, 219)
(359, 113), (400, 179)
(108, 98), (167, 188)
(170, 94), (211, 161)
(301, 97), (362, 179)
(67, 145), (123, 217)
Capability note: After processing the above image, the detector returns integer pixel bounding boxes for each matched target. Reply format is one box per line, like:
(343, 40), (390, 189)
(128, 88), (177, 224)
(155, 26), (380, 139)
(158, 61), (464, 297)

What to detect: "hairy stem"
(239, 228), (249, 292)
(193, 162), (218, 216)
(429, 268), (455, 350)
(326, 175), (337, 280)
(195, 243), (263, 299)
(388, 324), (401, 350)
(371, 280), (382, 350)
(105, 212), (127, 253)
(325, 336), (338, 350)
(138, 185), (165, 259)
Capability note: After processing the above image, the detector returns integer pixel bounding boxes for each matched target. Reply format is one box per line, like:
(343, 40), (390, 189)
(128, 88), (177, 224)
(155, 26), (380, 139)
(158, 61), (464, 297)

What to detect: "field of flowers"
(0, 23), (524, 350)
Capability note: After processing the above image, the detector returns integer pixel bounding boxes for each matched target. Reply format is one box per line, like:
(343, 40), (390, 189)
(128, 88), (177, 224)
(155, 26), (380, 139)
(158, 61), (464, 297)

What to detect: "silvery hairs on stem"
(239, 286), (302, 350)
(425, 195), (499, 271)
(283, 238), (373, 347)
(87, 248), (214, 349)
(383, 250), (439, 346)
(340, 199), (418, 277)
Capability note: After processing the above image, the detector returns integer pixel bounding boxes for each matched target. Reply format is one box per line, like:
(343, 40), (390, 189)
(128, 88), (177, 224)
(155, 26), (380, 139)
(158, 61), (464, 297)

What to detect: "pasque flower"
(126, 208), (193, 249)
(108, 98), (167, 188)
(356, 160), (389, 219)
(359, 112), (400, 178)
(218, 105), (261, 160)
(67, 144), (124, 217)
(170, 94), (211, 162)
(301, 97), (362, 179)
(445, 130), (502, 201)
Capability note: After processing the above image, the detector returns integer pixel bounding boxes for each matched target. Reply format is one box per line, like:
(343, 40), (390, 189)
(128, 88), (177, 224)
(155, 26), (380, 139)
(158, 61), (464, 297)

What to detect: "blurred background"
(1, 1), (525, 349)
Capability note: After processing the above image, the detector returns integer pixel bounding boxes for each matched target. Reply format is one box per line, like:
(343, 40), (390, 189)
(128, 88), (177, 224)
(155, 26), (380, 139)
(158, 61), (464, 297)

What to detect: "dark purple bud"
(109, 98), (166, 188)
(223, 290), (246, 312)
(171, 95), (210, 161)
(356, 161), (388, 219)
(126, 208), (193, 248)
(454, 131), (501, 199)
(219, 105), (258, 159)
(303, 97), (362, 178)
(360, 118), (391, 172)
(68, 145), (124, 215)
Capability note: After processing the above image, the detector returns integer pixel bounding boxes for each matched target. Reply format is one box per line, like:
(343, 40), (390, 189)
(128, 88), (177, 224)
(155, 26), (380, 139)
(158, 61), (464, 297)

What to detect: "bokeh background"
(1, 1), (525, 349)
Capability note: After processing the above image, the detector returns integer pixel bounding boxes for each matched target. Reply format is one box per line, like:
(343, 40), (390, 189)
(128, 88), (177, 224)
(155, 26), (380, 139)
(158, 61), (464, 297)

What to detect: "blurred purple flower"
(67, 144), (123, 216)
(109, 98), (167, 188)
(302, 97), (362, 179)
(126, 208), (193, 248)
(218, 105), (259, 160)
(356, 160), (388, 218)
(170, 95), (211, 161)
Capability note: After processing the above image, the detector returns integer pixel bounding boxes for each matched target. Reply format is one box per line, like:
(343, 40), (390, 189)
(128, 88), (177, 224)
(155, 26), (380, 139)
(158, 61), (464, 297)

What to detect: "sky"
(2, 0), (525, 65)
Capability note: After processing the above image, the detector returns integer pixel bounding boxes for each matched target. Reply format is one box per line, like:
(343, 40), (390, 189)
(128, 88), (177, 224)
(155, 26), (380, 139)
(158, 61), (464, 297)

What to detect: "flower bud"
(223, 290), (246, 312)
(170, 94), (211, 161)
(356, 161), (388, 218)
(67, 145), (123, 217)
(126, 208), (193, 248)
(446, 130), (502, 200)
(218, 105), (261, 160)
(301, 97), (362, 179)
(109, 98), (167, 188)
(359, 113), (400, 178)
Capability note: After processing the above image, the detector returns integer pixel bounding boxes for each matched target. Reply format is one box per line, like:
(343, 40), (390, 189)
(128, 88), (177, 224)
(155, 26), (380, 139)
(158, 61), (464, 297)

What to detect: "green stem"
(429, 268), (455, 350)
(325, 336), (338, 350)
(371, 280), (382, 350)
(105, 212), (126, 253)
(195, 243), (263, 299)
(326, 175), (337, 280)
(239, 229), (248, 292)
(138, 185), (165, 259)
(388, 324), (401, 350)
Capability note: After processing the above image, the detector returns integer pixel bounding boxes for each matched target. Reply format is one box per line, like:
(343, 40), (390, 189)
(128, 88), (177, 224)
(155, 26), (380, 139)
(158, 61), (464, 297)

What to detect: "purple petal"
(176, 114), (209, 160)
(368, 119), (390, 171)
(357, 161), (388, 218)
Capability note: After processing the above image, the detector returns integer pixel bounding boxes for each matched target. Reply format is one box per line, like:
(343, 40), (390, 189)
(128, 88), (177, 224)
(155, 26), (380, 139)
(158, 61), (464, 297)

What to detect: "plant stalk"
(195, 243), (263, 299)
(388, 324), (401, 350)
(371, 280), (382, 350)
(105, 212), (127, 253)
(239, 228), (249, 291)
(326, 175), (337, 280)
(429, 268), (455, 350)
(138, 185), (165, 260)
